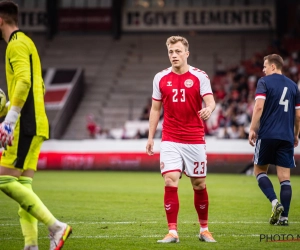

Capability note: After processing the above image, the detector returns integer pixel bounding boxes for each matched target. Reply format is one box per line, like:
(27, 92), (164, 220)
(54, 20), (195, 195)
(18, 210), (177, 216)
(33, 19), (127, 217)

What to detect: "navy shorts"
(254, 139), (295, 168)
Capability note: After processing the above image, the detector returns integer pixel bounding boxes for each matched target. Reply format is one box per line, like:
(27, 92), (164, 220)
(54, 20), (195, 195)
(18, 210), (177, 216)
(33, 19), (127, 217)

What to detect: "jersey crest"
(184, 79), (194, 88)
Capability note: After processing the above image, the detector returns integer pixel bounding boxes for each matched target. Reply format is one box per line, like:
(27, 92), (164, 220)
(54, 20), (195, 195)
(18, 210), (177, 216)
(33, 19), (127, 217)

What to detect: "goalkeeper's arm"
(0, 81), (27, 148)
(5, 80), (30, 126)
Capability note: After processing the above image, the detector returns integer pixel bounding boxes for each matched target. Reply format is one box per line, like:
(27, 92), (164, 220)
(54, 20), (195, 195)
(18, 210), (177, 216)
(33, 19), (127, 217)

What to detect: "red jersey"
(152, 66), (213, 144)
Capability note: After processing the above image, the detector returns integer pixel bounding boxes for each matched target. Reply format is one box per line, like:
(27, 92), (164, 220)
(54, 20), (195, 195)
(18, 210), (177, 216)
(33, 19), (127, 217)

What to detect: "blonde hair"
(264, 54), (284, 70)
(166, 36), (189, 51)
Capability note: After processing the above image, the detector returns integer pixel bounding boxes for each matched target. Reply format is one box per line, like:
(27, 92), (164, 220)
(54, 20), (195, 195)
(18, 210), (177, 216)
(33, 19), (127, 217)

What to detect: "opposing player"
(146, 36), (216, 243)
(0, 1), (72, 249)
(249, 54), (300, 226)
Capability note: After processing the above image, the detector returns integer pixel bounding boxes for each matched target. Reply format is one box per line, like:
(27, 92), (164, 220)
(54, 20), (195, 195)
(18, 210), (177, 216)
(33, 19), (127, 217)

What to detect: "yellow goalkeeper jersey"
(5, 30), (49, 139)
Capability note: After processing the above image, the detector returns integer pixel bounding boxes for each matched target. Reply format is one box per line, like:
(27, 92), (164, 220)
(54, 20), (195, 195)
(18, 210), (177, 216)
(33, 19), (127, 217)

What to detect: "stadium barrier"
(30, 138), (300, 174)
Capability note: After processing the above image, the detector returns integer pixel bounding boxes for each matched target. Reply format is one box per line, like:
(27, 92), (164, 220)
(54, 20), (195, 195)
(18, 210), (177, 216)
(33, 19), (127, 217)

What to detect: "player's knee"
(164, 177), (177, 186)
(277, 169), (290, 182)
(191, 178), (206, 190)
(164, 179), (176, 186)
(193, 182), (206, 190)
(163, 172), (180, 186)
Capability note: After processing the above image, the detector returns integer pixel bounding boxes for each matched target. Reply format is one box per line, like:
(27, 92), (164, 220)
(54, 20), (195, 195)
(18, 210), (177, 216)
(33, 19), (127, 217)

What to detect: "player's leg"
(0, 171), (72, 249)
(157, 142), (182, 243)
(276, 166), (291, 226)
(254, 139), (283, 224)
(274, 141), (294, 226)
(0, 123), (39, 249)
(18, 170), (38, 249)
(158, 171), (181, 243)
(0, 133), (72, 250)
(254, 164), (276, 202)
(23, 136), (72, 250)
(184, 144), (216, 242)
(254, 163), (283, 224)
(190, 177), (216, 242)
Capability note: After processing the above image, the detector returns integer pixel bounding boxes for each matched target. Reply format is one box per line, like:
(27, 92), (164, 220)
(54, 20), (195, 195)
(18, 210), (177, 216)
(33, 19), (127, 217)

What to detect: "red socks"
(164, 186), (179, 230)
(164, 186), (209, 230)
(194, 187), (209, 228)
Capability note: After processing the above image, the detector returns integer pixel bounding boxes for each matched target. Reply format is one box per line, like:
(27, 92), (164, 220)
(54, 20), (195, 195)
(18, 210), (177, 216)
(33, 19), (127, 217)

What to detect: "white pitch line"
(61, 221), (300, 225)
(0, 234), (264, 241)
(61, 234), (263, 238)
(1, 220), (300, 227)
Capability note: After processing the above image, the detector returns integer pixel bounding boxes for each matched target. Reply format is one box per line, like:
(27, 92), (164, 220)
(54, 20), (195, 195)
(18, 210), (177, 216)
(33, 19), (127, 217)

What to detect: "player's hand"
(248, 130), (257, 147)
(0, 122), (14, 148)
(146, 139), (154, 155)
(294, 136), (299, 148)
(198, 107), (212, 121)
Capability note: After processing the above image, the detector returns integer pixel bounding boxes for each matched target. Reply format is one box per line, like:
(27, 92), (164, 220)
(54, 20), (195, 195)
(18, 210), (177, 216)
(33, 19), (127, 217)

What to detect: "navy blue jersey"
(255, 73), (300, 143)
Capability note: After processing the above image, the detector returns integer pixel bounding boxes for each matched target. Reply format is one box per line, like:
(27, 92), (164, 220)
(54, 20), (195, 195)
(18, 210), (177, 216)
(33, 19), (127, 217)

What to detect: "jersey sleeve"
(199, 72), (213, 97)
(7, 41), (31, 107)
(255, 78), (267, 100)
(152, 73), (162, 101)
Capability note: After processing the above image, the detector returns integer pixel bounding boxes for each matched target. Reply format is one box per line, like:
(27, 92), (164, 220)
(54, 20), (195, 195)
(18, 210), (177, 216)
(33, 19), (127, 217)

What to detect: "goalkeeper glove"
(0, 122), (13, 148)
(0, 107), (19, 148)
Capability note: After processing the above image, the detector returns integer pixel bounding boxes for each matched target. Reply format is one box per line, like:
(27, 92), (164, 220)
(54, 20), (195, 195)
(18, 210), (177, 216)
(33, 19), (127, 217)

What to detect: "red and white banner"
(2, 139), (299, 173)
(36, 151), (300, 174)
(35, 139), (300, 173)
(38, 152), (159, 170)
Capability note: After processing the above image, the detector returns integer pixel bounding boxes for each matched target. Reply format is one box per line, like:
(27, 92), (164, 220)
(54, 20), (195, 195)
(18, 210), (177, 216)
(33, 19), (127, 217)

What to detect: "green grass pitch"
(0, 171), (300, 250)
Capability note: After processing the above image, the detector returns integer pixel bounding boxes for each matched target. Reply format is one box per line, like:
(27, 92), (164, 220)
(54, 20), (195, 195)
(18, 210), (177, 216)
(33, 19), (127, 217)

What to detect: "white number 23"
(172, 89), (185, 102)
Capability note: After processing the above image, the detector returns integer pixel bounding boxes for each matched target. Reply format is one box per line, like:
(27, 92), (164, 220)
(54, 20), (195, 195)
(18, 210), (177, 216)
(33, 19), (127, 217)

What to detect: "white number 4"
(279, 87), (288, 112)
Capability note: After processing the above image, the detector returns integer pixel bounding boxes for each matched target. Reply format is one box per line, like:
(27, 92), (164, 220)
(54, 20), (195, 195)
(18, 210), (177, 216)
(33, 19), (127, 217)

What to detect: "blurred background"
(0, 0), (300, 172)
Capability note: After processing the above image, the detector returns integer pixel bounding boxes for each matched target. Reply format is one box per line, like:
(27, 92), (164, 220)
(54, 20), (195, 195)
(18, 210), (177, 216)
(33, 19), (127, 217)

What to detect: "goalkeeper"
(0, 1), (71, 250)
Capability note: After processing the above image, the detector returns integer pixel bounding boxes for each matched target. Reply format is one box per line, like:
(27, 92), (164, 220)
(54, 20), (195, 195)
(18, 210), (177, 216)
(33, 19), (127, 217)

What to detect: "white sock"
(200, 227), (208, 233)
(48, 220), (65, 232)
(271, 199), (278, 208)
(25, 246), (38, 250)
(169, 230), (178, 236)
(279, 216), (288, 221)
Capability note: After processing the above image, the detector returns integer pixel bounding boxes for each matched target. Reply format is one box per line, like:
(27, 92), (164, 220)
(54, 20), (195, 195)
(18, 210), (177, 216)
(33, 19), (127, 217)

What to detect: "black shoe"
(275, 219), (289, 226)
(269, 202), (284, 225)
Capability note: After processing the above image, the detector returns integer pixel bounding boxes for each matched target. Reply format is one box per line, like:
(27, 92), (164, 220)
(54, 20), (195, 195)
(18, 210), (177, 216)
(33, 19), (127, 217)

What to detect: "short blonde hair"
(264, 54), (284, 70)
(166, 36), (189, 51)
